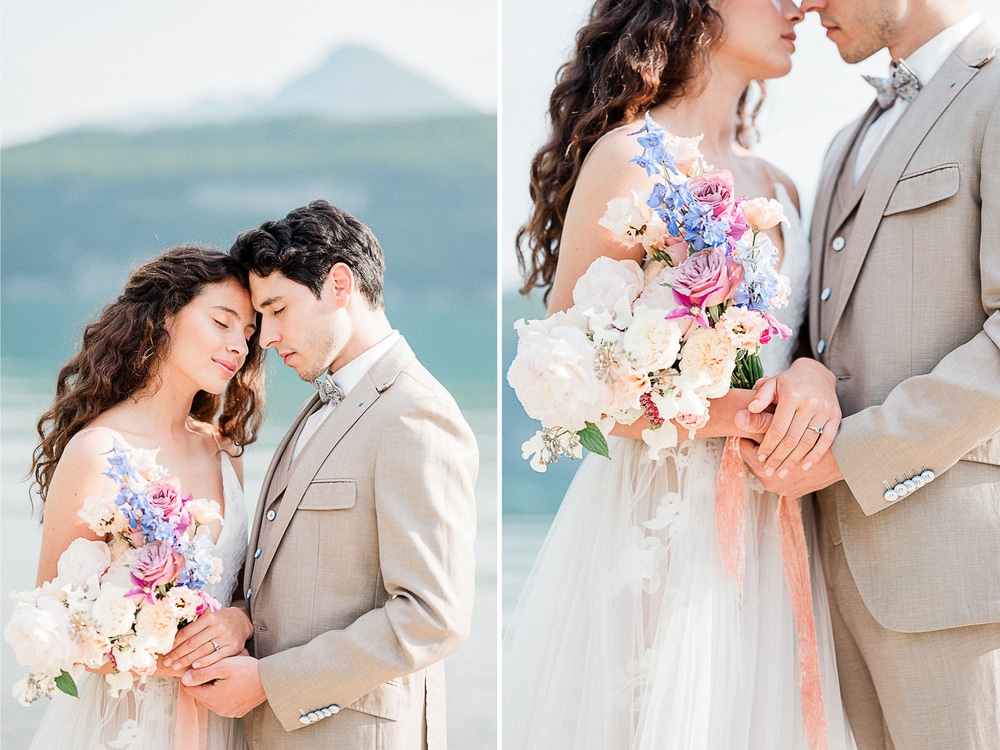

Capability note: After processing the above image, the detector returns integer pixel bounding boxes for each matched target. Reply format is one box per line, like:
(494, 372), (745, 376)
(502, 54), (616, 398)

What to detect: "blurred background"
(1, 1), (497, 747)
(501, 0), (1000, 629)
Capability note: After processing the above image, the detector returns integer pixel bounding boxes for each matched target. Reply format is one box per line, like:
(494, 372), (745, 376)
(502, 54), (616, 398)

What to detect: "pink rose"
(129, 542), (184, 599)
(688, 169), (736, 222)
(672, 249), (742, 310)
(145, 478), (186, 520)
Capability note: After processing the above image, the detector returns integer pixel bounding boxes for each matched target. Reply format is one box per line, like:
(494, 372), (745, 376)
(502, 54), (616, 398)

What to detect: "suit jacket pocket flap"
(298, 480), (356, 510)
(883, 164), (959, 216)
(344, 681), (401, 721)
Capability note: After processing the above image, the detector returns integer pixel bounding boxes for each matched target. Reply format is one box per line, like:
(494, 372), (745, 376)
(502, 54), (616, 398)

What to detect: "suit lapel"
(243, 393), (319, 580)
(827, 26), (995, 338)
(249, 338), (417, 591)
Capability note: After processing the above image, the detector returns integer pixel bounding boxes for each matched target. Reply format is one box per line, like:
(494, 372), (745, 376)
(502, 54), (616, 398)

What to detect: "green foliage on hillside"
(0, 114), (497, 404)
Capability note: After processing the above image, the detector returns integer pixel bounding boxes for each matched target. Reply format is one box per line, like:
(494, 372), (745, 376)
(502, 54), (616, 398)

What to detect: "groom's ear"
(325, 263), (355, 307)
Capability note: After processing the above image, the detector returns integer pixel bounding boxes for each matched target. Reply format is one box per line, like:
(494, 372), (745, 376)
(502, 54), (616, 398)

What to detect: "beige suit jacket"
(240, 337), (478, 749)
(810, 23), (1000, 633)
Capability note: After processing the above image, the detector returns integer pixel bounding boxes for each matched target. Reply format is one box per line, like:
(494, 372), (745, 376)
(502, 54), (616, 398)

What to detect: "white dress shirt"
(290, 330), (401, 464)
(854, 13), (982, 184)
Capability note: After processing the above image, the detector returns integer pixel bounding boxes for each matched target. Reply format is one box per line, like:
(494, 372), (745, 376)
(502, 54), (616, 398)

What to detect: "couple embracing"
(505, 0), (1000, 748)
(26, 201), (478, 748)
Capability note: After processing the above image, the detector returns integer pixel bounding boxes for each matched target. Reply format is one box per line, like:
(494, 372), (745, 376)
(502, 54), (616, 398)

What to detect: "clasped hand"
(736, 357), (843, 494)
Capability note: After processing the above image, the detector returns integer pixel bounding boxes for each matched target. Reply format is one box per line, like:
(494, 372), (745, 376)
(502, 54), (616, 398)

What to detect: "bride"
(505, 0), (855, 747)
(25, 246), (265, 749)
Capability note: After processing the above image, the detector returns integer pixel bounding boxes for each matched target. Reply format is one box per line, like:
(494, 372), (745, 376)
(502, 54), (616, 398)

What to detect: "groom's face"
(800, 0), (898, 63)
(249, 269), (347, 383)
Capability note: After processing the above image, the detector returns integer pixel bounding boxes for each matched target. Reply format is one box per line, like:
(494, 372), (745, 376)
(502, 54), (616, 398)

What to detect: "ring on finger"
(211, 639), (220, 652)
(807, 425), (823, 435)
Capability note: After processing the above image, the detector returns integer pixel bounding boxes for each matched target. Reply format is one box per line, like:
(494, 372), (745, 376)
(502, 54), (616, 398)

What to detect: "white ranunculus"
(572, 256), (644, 327)
(508, 318), (610, 432)
(678, 327), (736, 399)
(4, 595), (78, 676)
(129, 447), (165, 480)
(623, 308), (683, 374)
(92, 585), (137, 638)
(57, 538), (111, 589)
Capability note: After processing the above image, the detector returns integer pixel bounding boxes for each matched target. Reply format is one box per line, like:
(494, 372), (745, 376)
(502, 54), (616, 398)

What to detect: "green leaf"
(578, 422), (610, 459)
(55, 671), (78, 698)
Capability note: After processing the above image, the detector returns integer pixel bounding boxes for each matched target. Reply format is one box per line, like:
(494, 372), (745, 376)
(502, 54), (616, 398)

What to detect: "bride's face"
(161, 279), (255, 396)
(712, 0), (804, 82)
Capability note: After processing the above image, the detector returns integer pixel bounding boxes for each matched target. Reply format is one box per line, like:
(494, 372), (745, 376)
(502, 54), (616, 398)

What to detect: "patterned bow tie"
(312, 375), (343, 405)
(863, 60), (921, 110)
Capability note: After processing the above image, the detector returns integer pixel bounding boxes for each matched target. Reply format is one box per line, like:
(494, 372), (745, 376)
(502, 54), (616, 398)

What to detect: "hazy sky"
(502, 0), (1000, 291)
(0, 0), (498, 146)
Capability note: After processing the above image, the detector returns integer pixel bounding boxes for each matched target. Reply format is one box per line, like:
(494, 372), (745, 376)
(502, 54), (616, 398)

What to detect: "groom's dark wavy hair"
(230, 200), (385, 311)
(31, 245), (266, 505)
(517, 0), (764, 303)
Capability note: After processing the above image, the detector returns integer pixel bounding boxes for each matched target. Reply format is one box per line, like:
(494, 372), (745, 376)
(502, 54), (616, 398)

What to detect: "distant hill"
(0, 112), (497, 402)
(119, 45), (474, 132)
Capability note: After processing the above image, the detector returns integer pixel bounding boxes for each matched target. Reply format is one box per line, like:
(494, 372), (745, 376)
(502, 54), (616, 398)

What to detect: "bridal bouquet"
(4, 441), (224, 705)
(508, 113), (792, 470)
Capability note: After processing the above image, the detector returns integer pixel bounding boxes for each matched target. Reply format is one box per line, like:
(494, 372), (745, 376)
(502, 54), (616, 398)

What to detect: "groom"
(741, 1), (1000, 747)
(182, 200), (479, 748)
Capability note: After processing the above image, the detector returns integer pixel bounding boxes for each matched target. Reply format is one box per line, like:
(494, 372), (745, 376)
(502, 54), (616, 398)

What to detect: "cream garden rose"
(679, 327), (736, 399)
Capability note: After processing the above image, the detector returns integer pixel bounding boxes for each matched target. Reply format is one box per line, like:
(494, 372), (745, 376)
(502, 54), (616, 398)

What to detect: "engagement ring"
(211, 640), (220, 652)
(807, 425), (823, 435)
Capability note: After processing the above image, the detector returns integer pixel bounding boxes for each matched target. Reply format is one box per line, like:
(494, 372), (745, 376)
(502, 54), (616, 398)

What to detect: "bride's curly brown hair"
(31, 245), (267, 503)
(516, 0), (763, 303)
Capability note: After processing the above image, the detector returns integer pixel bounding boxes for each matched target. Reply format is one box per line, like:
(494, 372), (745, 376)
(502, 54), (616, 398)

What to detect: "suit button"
(254, 548), (262, 559)
(246, 588), (253, 599)
(817, 339), (827, 354)
(266, 510), (277, 521)
(821, 287), (832, 301)
(832, 236), (846, 251)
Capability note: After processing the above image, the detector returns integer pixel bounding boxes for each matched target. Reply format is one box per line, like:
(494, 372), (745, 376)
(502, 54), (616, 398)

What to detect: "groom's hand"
(181, 654), (267, 717)
(738, 437), (843, 497)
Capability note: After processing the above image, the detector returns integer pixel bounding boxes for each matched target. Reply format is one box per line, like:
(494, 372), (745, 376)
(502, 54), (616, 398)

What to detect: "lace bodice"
(758, 182), (810, 376)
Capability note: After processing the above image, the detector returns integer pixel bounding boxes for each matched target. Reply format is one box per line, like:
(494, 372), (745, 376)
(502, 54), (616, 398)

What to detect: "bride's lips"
(213, 359), (238, 378)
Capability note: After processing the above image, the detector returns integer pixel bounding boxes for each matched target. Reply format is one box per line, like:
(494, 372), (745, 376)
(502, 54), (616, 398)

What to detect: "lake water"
(0, 361), (498, 749)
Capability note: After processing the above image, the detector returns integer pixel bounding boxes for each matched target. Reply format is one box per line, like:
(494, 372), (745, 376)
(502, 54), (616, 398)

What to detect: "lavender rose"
(129, 542), (184, 596)
(672, 249), (741, 309)
(144, 478), (186, 520)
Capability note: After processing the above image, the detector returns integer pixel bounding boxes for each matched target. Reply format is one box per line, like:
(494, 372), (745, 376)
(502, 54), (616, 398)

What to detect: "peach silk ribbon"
(175, 684), (209, 750)
(716, 435), (830, 750)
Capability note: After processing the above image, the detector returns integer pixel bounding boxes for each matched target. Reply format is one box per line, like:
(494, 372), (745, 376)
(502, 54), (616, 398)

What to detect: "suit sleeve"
(257, 385), (479, 730)
(832, 97), (1000, 515)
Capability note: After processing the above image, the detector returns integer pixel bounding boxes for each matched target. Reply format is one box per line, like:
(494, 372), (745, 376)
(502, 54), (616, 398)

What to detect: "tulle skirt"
(503, 436), (855, 749)
(29, 672), (246, 750)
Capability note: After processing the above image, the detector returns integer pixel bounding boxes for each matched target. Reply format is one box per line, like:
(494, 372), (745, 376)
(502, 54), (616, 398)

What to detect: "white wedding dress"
(28, 449), (249, 750)
(503, 185), (855, 749)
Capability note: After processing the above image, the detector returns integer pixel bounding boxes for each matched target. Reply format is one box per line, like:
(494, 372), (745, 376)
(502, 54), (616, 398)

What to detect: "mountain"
(120, 45), (474, 132)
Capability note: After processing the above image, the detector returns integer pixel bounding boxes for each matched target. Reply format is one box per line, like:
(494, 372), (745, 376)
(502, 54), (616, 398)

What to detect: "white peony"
(4, 594), (78, 676)
(678, 327), (736, 399)
(92, 584), (137, 638)
(56, 538), (111, 589)
(623, 307), (683, 374)
(508, 317), (611, 432)
(571, 256), (644, 327)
